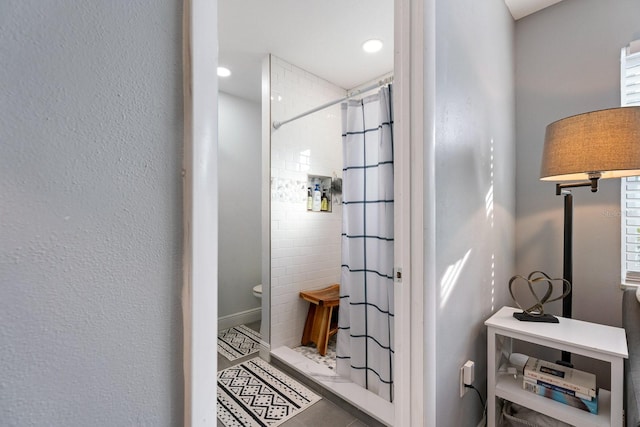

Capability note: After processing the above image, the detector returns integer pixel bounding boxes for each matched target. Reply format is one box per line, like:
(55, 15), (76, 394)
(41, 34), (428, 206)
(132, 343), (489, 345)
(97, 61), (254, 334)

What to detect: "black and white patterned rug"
(217, 357), (321, 427)
(218, 325), (261, 361)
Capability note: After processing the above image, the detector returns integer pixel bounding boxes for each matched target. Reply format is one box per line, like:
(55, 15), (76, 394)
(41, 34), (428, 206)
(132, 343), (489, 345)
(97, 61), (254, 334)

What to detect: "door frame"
(393, 0), (428, 425)
(182, 0), (219, 425)
(183, 0), (427, 425)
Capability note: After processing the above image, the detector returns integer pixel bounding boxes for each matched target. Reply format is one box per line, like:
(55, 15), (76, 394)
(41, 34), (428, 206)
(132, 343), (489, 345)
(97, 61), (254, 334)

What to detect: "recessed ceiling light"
(217, 67), (231, 77)
(362, 39), (383, 53)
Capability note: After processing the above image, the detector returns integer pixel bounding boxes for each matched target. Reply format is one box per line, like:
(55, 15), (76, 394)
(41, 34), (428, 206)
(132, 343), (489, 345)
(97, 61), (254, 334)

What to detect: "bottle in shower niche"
(321, 190), (328, 211)
(312, 183), (322, 212)
(307, 187), (313, 211)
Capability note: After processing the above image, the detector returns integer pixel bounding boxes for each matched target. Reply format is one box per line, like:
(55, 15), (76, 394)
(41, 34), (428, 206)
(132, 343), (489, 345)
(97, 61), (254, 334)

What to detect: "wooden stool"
(299, 284), (340, 356)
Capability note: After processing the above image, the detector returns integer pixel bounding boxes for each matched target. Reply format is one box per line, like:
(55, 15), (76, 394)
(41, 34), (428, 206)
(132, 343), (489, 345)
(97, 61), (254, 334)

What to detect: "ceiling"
(218, 0), (564, 102)
(504, 0), (564, 20)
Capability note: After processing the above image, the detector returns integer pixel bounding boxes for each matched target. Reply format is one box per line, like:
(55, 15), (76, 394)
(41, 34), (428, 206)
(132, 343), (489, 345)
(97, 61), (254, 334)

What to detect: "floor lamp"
(539, 106), (640, 365)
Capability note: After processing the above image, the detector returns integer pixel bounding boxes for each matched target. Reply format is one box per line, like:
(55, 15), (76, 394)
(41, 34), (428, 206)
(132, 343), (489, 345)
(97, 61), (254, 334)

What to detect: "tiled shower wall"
(270, 56), (345, 349)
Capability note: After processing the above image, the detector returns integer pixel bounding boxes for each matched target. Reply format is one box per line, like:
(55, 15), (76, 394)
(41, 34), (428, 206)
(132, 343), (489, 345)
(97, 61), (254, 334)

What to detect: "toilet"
(252, 284), (262, 299)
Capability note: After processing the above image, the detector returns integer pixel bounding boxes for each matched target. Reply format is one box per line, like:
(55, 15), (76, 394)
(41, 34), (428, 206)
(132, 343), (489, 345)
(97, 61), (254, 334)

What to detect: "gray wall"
(432, 0), (516, 425)
(515, 0), (640, 390)
(516, 1), (640, 326)
(0, 1), (183, 425)
(218, 92), (262, 318)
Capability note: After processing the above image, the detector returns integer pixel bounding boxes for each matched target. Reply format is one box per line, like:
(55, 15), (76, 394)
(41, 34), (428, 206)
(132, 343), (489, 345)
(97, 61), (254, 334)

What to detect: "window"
(620, 42), (640, 288)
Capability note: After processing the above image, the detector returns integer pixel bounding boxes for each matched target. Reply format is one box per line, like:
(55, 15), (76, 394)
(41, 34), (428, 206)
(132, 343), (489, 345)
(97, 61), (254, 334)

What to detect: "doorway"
(185, 0), (426, 425)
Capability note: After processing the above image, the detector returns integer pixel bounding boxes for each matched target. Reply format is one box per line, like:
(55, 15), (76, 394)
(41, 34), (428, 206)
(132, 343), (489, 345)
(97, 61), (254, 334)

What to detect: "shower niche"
(307, 174), (333, 212)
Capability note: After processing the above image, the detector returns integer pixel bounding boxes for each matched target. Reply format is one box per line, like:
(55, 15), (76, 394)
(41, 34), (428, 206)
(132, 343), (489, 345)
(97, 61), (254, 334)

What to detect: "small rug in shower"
(217, 357), (321, 427)
(292, 335), (337, 371)
(218, 325), (261, 361)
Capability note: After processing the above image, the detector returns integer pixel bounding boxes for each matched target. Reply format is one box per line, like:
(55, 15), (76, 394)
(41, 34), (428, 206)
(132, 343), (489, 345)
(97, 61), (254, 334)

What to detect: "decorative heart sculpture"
(508, 271), (571, 317)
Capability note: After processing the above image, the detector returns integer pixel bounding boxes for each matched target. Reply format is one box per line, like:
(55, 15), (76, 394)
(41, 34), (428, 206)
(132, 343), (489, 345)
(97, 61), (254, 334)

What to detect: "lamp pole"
(561, 190), (573, 364)
(555, 175), (598, 366)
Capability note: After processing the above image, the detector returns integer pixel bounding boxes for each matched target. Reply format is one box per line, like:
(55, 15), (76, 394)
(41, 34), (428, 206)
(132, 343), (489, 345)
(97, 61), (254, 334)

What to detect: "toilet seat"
(252, 284), (262, 298)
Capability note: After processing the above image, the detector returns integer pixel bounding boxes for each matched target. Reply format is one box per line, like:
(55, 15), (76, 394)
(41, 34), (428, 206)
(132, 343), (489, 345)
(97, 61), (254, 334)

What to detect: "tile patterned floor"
(292, 335), (337, 371)
(216, 322), (374, 427)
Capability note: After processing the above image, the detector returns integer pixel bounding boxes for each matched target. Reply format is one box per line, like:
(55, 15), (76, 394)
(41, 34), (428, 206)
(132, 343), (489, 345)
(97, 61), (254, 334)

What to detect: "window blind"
(620, 43), (640, 286)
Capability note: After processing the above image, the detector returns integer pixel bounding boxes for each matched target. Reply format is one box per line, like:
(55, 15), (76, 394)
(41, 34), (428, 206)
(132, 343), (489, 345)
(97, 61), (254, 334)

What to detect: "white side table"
(485, 306), (628, 427)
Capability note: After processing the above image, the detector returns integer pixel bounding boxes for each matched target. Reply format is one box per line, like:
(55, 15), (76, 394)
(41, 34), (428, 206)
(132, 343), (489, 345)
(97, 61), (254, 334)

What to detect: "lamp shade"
(540, 106), (640, 181)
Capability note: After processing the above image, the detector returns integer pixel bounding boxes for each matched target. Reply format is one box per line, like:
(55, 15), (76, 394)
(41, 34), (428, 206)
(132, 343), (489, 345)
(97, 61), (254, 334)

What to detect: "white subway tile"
(270, 55), (347, 350)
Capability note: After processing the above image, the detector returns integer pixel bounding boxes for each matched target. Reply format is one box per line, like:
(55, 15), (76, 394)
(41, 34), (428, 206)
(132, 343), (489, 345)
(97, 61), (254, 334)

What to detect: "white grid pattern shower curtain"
(336, 85), (394, 402)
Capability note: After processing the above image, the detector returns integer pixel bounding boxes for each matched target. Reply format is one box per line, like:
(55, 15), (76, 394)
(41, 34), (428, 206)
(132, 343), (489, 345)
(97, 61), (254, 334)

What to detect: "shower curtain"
(336, 85), (394, 402)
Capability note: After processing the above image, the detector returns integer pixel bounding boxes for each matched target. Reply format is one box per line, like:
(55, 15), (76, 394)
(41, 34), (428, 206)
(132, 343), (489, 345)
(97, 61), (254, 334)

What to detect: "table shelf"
(486, 306), (627, 427)
(495, 374), (610, 427)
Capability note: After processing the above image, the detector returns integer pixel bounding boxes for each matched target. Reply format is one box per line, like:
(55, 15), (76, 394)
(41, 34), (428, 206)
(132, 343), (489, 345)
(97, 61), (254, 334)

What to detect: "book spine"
(522, 380), (598, 414)
(523, 378), (593, 401)
(523, 366), (596, 398)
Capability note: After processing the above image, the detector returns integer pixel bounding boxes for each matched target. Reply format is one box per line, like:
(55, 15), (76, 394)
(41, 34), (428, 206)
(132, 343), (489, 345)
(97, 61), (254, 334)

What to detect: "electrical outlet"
(464, 360), (475, 385)
(459, 360), (475, 397)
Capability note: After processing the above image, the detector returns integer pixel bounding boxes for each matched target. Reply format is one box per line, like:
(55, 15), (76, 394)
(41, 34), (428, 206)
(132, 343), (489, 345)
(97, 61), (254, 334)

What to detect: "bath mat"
(292, 335), (337, 370)
(218, 325), (261, 361)
(217, 357), (321, 427)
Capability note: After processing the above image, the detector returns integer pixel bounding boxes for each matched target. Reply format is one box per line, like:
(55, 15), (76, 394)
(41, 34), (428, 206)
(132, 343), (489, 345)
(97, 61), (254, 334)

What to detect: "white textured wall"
(269, 56), (345, 349)
(515, 0), (640, 389)
(432, 0), (515, 425)
(218, 92), (262, 318)
(0, 1), (183, 425)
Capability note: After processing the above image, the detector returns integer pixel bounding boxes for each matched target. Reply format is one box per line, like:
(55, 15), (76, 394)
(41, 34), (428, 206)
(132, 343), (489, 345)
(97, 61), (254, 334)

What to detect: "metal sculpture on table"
(508, 271), (571, 323)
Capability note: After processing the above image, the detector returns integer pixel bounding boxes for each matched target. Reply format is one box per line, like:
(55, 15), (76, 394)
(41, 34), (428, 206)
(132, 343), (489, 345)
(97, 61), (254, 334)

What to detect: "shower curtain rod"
(272, 75), (393, 129)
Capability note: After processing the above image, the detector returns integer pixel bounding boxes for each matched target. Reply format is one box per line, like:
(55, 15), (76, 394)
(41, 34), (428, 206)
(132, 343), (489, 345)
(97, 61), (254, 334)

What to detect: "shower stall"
(264, 54), (395, 423)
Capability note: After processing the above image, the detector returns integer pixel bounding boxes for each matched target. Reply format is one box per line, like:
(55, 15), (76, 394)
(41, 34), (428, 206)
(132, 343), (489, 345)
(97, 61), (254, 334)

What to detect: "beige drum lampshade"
(540, 106), (640, 181)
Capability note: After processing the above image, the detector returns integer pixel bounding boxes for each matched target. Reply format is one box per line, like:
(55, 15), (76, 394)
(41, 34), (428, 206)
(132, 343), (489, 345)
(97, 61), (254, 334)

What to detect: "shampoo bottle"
(321, 190), (328, 211)
(312, 184), (321, 212)
(307, 187), (313, 210)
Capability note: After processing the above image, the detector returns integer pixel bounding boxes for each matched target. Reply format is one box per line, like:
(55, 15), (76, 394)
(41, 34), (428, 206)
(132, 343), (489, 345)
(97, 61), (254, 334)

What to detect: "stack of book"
(522, 357), (598, 414)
